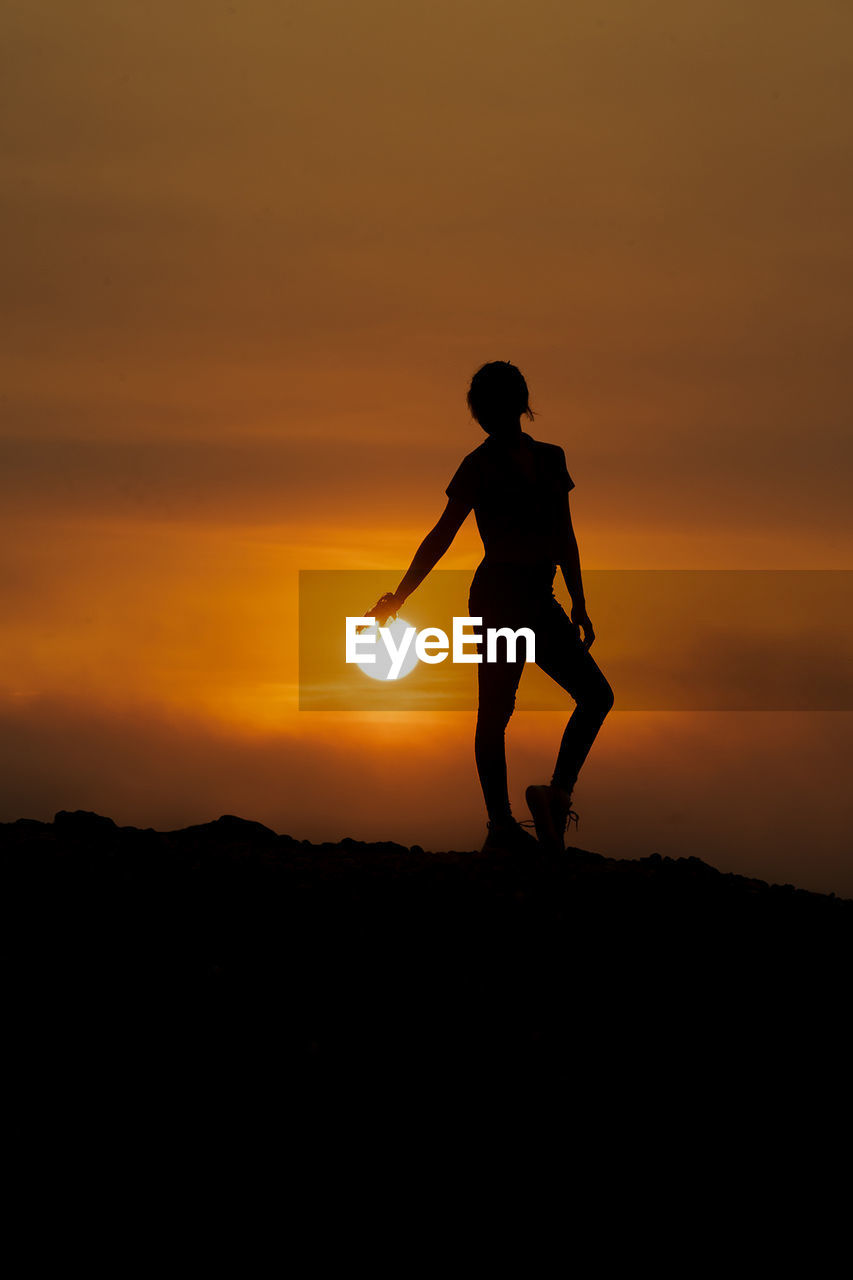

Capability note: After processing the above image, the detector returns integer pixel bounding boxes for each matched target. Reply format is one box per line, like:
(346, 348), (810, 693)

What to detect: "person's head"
(466, 361), (535, 434)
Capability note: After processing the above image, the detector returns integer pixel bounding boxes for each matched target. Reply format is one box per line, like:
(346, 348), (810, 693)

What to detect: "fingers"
(365, 592), (398, 626)
(358, 593), (395, 632)
(372, 594), (399, 628)
(580, 616), (595, 649)
(571, 608), (594, 649)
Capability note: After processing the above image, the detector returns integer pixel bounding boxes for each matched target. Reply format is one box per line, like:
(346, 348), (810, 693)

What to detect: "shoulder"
(446, 439), (491, 500)
(466, 436), (495, 461)
(524, 435), (575, 490)
(455, 438), (494, 474)
(525, 435), (565, 462)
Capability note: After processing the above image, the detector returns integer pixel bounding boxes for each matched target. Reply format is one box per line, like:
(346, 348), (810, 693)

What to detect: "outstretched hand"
(357, 591), (401, 633)
(571, 602), (595, 649)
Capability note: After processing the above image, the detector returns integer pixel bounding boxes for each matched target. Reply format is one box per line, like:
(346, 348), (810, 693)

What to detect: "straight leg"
(474, 650), (526, 822)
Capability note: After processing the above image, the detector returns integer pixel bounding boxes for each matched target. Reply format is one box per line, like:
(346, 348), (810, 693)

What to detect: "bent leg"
(534, 602), (615, 795)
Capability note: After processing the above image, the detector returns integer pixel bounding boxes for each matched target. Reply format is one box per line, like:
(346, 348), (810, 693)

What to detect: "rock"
(53, 810), (117, 834)
(168, 814), (278, 843)
(213, 814), (278, 841)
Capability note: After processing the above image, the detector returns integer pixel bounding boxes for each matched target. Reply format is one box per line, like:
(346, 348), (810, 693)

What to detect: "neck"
(485, 419), (524, 445)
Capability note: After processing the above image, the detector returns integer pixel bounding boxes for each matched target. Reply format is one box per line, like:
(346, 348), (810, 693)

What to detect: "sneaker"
(525, 784), (579, 853)
(480, 818), (541, 856)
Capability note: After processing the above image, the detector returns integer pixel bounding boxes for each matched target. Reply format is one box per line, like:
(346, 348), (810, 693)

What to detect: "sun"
(355, 618), (420, 682)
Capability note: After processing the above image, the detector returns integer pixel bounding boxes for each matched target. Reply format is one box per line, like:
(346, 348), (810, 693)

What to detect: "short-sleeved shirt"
(445, 431), (574, 565)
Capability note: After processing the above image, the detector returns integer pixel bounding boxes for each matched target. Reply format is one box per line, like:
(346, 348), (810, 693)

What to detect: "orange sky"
(2, 2), (852, 893)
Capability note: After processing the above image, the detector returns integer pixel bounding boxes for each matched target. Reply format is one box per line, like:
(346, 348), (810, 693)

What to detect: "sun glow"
(356, 618), (420, 682)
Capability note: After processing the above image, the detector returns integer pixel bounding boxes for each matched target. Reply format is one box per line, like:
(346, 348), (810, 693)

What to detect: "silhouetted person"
(369, 361), (614, 853)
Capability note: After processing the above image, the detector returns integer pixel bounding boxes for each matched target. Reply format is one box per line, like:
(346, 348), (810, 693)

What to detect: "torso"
(468, 433), (567, 566)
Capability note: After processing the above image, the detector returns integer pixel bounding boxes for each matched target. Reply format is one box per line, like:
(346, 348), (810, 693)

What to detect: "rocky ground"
(5, 809), (851, 1087)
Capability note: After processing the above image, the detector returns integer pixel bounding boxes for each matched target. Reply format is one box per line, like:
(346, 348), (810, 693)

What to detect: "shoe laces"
(549, 785), (579, 831)
(556, 806), (580, 837)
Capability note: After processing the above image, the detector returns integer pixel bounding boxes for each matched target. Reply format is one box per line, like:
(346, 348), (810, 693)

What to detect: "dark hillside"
(4, 811), (850, 1081)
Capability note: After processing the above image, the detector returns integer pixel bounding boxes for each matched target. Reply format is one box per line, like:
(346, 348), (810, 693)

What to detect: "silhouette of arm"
(558, 510), (585, 607)
(393, 497), (471, 607)
(362, 498), (471, 627)
(557, 494), (595, 648)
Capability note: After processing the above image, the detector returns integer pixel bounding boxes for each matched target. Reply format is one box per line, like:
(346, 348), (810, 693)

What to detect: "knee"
(601, 677), (615, 715)
(580, 674), (614, 719)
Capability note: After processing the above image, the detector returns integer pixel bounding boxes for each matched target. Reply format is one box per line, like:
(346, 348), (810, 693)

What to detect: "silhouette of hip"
(469, 559), (602, 704)
(468, 558), (613, 812)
